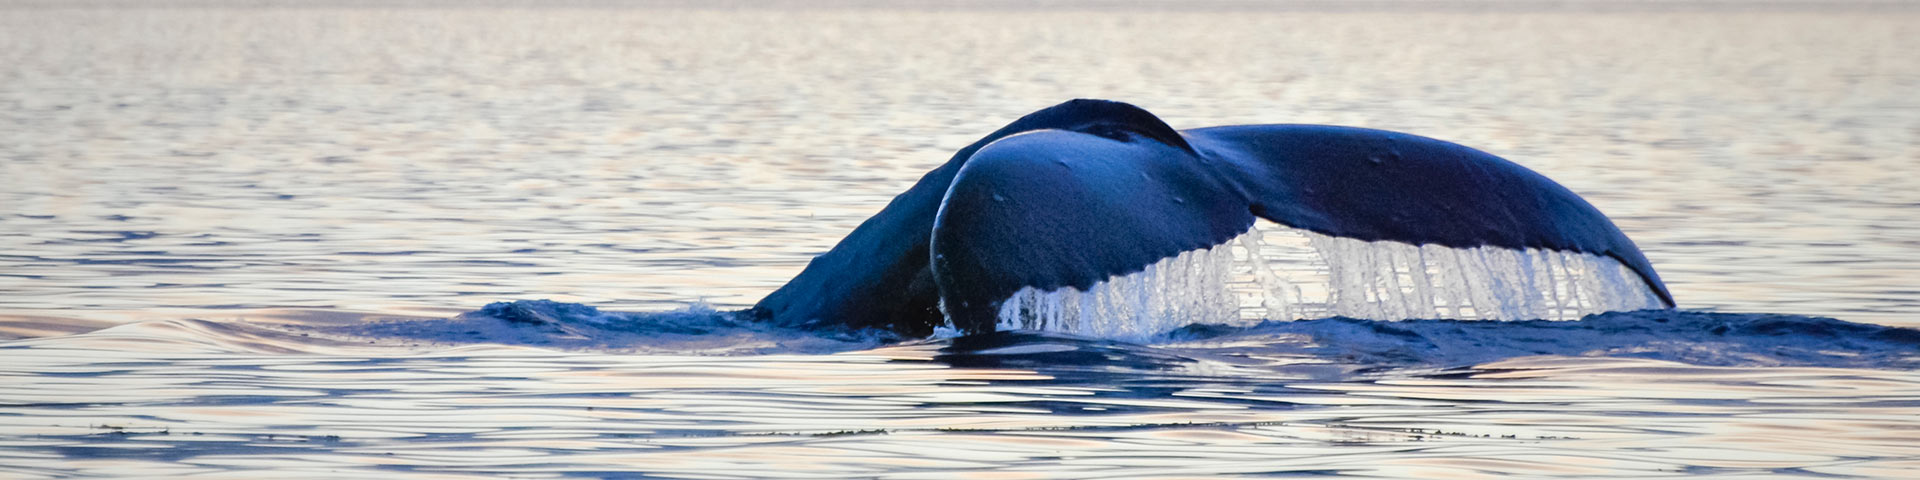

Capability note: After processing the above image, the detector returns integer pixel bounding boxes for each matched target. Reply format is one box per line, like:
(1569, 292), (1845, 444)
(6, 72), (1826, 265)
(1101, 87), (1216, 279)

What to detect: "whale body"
(751, 99), (1673, 337)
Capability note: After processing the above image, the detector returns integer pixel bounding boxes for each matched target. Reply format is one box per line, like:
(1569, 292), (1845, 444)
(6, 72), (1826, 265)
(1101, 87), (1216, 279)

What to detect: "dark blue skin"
(751, 99), (1673, 337)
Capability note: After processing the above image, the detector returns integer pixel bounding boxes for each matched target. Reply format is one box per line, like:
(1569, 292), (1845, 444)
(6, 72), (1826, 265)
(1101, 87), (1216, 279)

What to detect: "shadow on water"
(937, 331), (1198, 370)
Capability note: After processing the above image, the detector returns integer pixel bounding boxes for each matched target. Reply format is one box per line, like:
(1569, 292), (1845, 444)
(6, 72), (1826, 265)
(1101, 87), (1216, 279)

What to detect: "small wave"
(1, 317), (364, 355)
(369, 301), (1915, 370)
(257, 301), (1920, 369)
(299, 299), (891, 355)
(1159, 310), (1920, 369)
(15, 300), (1911, 370)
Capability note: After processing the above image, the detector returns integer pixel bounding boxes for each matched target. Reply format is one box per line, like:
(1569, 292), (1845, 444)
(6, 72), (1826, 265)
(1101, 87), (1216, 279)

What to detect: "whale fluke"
(753, 99), (1672, 337)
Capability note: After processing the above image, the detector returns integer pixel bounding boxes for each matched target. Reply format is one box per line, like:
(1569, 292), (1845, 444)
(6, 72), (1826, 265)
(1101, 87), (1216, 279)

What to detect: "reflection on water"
(3, 326), (1918, 478)
(2, 2), (1919, 478)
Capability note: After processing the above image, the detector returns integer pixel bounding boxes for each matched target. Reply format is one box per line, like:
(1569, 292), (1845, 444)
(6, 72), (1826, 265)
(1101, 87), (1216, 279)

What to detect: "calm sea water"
(2, 3), (1918, 478)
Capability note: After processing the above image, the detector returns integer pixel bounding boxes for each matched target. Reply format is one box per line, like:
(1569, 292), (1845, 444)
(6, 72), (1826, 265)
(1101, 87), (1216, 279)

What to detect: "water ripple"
(3, 4), (1918, 478)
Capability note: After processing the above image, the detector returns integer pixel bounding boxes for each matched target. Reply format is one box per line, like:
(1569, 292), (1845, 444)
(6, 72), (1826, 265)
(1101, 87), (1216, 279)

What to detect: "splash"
(993, 222), (1666, 340)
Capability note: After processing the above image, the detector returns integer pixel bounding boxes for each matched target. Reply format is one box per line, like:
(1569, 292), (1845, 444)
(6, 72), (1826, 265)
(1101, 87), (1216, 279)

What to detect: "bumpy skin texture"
(750, 99), (1672, 337)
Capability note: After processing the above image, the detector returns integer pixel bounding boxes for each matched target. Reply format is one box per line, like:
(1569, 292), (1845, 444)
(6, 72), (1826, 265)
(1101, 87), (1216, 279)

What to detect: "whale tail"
(760, 99), (1673, 336)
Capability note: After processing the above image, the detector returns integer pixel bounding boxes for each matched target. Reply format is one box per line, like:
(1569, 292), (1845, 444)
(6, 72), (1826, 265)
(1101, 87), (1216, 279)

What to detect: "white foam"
(992, 222), (1666, 340)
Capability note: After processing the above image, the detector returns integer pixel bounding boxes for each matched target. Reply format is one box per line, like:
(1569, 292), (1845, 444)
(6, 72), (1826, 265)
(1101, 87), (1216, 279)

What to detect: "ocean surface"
(3, 2), (1918, 478)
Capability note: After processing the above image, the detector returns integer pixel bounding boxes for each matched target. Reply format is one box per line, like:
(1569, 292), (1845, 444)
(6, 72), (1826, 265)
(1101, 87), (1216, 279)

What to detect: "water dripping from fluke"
(988, 223), (1667, 343)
